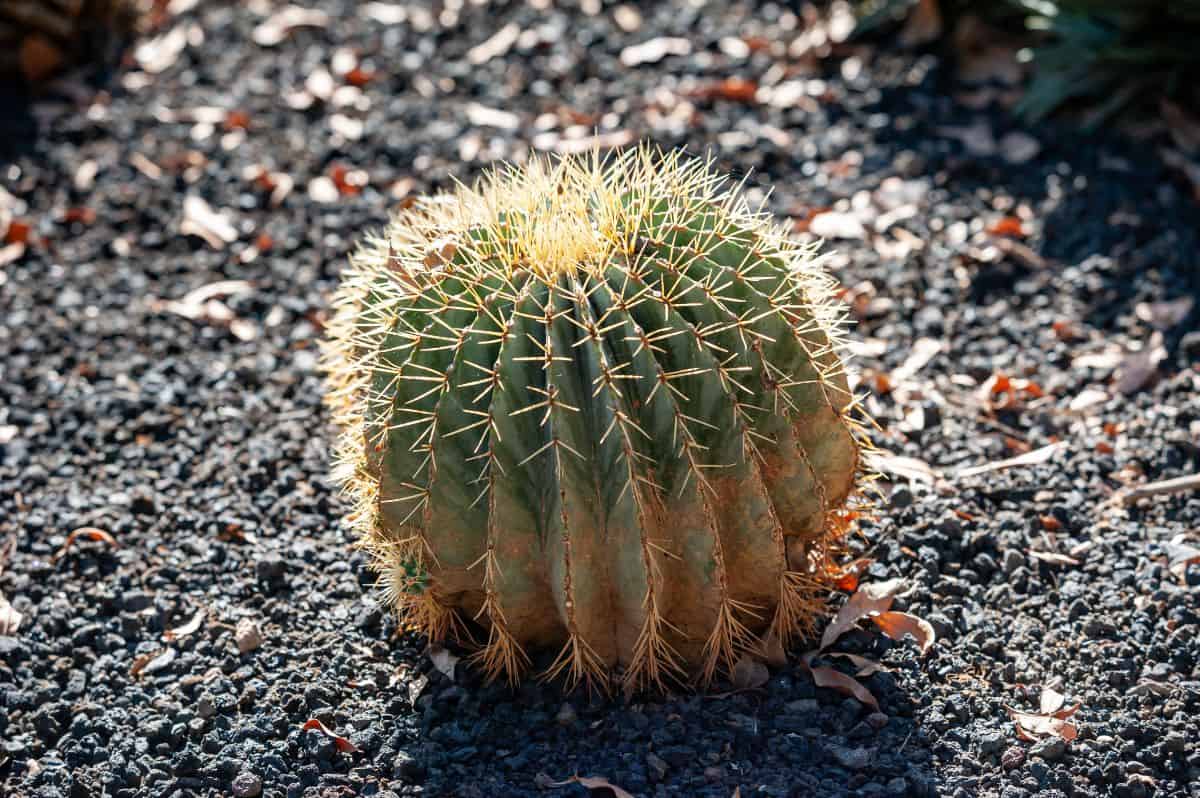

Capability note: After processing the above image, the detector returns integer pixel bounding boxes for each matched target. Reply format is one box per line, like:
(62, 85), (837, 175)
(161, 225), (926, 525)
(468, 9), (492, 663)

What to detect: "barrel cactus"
(0, 0), (140, 84)
(323, 149), (867, 692)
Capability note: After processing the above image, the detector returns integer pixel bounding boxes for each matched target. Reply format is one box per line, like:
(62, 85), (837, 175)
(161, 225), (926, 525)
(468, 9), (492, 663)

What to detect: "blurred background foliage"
(853, 0), (1200, 125)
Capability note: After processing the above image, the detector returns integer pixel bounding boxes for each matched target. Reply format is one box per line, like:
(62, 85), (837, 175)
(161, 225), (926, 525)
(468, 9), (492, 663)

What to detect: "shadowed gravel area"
(1, 2), (1198, 797)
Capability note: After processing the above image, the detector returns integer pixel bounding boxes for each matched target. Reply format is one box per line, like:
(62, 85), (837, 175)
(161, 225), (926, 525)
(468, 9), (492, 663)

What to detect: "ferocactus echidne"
(323, 148), (867, 693)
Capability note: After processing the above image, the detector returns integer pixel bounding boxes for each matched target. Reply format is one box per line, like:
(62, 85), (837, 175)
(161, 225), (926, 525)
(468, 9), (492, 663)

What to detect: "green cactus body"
(323, 149), (867, 692)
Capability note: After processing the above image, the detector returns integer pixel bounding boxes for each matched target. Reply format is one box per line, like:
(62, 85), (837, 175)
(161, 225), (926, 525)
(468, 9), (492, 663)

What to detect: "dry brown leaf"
(731, 654), (770, 690)
(692, 77), (760, 104)
(1161, 148), (1200, 201)
(301, 719), (359, 753)
(180, 195), (238, 249)
(550, 775), (636, 798)
(163, 608), (206, 642)
(809, 666), (880, 711)
(19, 34), (64, 82)
(1067, 389), (1109, 414)
(130, 648), (175, 678)
(1161, 99), (1200, 154)
(1008, 705), (1079, 742)
(0, 592), (23, 635)
(871, 611), (936, 655)
(898, 0), (942, 47)
(1164, 537), (1200, 583)
(1000, 132), (1041, 165)
(619, 37), (691, 67)
(161, 280), (253, 319)
(867, 451), (941, 487)
(1039, 686), (1066, 715)
(1135, 297), (1194, 330)
(820, 578), (905, 650)
(1027, 550), (1080, 567)
(826, 652), (888, 677)
(466, 23), (520, 65)
(759, 627), (788, 668)
(253, 6), (330, 46)
(832, 557), (874, 594)
(361, 2), (406, 24)
(57, 527), (118, 559)
(890, 337), (942, 384)
(957, 441), (1067, 479)
(135, 24), (189, 74)
(429, 646), (460, 680)
(808, 211), (866, 240)
(1115, 332), (1166, 395)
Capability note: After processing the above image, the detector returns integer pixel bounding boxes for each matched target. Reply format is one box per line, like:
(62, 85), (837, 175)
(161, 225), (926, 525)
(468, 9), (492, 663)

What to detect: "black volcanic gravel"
(2, 2), (1199, 797)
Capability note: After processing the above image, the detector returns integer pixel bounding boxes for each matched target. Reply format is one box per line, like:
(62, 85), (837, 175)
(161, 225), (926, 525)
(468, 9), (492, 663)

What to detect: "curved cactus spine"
(322, 147), (871, 692)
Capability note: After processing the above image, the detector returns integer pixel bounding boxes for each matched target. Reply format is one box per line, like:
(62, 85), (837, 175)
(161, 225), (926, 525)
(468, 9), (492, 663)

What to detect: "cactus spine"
(323, 148), (867, 692)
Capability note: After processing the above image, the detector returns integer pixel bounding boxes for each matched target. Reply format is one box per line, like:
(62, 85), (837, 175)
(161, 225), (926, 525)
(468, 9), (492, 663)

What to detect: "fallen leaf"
(759, 627), (787, 668)
(619, 37), (691, 67)
(987, 216), (1025, 237)
(1007, 703), (1079, 742)
(1161, 148), (1200, 201)
(361, 2), (407, 24)
(465, 103), (521, 131)
(898, 0), (942, 47)
(820, 578), (905, 651)
(19, 33), (64, 82)
(999, 132), (1041, 164)
(407, 673), (428, 705)
(1127, 681), (1176, 698)
(135, 24), (189, 73)
(163, 609), (207, 642)
(956, 441), (1067, 479)
(731, 654), (770, 690)
(808, 666), (880, 711)
(1027, 549), (1080, 567)
(891, 337), (942, 384)
(429, 646), (460, 680)
(235, 618), (263, 654)
(1039, 686), (1066, 715)
(131, 648), (176, 678)
(180, 195), (238, 249)
(1067, 389), (1109, 414)
(253, 6), (330, 46)
(867, 451), (941, 487)
(1164, 538), (1200, 583)
(301, 719), (360, 753)
(1135, 297), (1194, 330)
(826, 652), (888, 677)
(938, 120), (995, 157)
(808, 211), (866, 240)
(833, 557), (873, 593)
(551, 775), (636, 798)
(56, 527), (118, 559)
(0, 592), (23, 635)
(1161, 99), (1200, 154)
(870, 611), (935, 655)
(692, 77), (759, 104)
(466, 22), (520, 65)
(1115, 332), (1166, 395)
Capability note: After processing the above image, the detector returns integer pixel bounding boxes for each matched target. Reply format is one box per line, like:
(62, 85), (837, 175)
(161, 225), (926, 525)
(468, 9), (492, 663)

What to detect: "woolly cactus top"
(323, 148), (868, 691)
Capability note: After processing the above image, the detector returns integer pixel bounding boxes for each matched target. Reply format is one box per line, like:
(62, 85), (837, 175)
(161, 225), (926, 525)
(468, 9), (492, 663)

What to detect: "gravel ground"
(2, 1), (1199, 797)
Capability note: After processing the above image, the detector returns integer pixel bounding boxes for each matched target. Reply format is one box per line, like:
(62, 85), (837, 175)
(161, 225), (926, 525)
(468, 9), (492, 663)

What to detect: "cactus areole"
(323, 149), (867, 692)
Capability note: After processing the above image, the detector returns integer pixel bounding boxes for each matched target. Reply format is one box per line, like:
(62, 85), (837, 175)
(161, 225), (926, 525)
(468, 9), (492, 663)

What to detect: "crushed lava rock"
(1, 2), (1198, 797)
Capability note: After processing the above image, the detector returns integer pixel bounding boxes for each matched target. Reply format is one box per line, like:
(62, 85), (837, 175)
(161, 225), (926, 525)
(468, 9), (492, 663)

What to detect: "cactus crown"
(323, 147), (867, 692)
